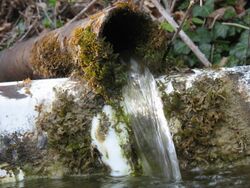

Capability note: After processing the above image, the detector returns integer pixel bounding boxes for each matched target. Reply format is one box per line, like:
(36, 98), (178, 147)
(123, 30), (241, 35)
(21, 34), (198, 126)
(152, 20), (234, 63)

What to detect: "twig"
(200, 0), (203, 6)
(222, 22), (250, 30)
(171, 0), (195, 42)
(209, 14), (220, 29)
(18, 21), (37, 42)
(170, 0), (177, 12)
(38, 0), (54, 28)
(67, 0), (98, 25)
(245, 20), (250, 64)
(161, 0), (169, 10)
(151, 0), (212, 67)
(140, 0), (145, 10)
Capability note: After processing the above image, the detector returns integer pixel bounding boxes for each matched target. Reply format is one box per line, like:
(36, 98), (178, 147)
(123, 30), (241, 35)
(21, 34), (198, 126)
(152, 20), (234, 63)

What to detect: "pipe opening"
(101, 9), (150, 53)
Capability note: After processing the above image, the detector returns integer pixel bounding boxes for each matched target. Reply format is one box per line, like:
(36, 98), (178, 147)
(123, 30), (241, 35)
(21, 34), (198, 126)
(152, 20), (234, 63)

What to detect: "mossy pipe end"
(70, 6), (168, 97)
(7, 4), (168, 97)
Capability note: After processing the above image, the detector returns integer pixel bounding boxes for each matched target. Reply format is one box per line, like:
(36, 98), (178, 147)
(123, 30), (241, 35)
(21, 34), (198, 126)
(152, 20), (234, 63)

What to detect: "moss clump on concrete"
(161, 75), (250, 169)
(31, 33), (73, 78)
(71, 27), (128, 98)
(0, 132), (49, 178)
(36, 85), (106, 174)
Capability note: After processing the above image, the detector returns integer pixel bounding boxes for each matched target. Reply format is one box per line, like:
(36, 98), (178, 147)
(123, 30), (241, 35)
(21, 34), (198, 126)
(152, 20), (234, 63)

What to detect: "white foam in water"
(122, 59), (181, 181)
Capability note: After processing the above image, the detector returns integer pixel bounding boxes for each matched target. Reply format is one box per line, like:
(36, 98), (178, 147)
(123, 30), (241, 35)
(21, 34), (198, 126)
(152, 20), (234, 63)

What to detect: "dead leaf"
(0, 22), (11, 33)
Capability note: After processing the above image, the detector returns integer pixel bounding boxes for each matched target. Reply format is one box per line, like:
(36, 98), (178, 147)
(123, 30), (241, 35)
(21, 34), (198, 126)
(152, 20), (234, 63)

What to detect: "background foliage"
(162, 0), (250, 67)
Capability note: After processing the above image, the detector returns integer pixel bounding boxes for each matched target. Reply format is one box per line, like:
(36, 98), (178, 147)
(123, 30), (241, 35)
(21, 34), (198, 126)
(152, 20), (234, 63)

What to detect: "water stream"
(122, 59), (181, 181)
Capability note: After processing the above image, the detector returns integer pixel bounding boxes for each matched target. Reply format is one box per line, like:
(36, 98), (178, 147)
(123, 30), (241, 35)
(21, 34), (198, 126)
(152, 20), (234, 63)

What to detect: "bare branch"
(222, 22), (250, 30)
(170, 0), (177, 12)
(161, 0), (170, 10)
(67, 0), (98, 25)
(171, 0), (195, 42)
(151, 0), (212, 67)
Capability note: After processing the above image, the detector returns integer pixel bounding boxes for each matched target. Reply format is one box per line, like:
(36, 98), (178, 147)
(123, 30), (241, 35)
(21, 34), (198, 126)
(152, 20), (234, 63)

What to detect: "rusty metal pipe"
(0, 5), (152, 82)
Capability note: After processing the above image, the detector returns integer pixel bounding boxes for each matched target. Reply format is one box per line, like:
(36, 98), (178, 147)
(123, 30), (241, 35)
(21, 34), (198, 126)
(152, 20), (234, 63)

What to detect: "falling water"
(122, 59), (181, 181)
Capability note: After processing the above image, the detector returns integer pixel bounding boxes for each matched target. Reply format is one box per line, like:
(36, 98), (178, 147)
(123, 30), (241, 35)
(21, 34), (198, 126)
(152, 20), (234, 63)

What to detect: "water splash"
(122, 59), (181, 181)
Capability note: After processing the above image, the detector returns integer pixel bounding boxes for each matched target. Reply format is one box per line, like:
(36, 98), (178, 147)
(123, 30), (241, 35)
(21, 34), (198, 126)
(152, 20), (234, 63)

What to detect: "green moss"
(35, 86), (106, 174)
(71, 27), (128, 98)
(31, 33), (73, 77)
(161, 76), (250, 169)
(135, 22), (168, 73)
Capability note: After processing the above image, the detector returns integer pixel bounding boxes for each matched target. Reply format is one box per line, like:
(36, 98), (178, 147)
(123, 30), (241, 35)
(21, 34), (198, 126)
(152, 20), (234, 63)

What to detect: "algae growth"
(35, 83), (106, 175)
(159, 74), (250, 169)
(31, 32), (73, 78)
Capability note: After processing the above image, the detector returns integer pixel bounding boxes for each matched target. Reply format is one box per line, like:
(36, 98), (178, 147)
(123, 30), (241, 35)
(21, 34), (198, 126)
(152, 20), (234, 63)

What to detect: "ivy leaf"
(212, 53), (222, 64)
(192, 0), (214, 18)
(42, 18), (52, 28)
(178, 1), (189, 10)
(161, 22), (175, 33)
(174, 40), (191, 55)
(227, 26), (236, 37)
(227, 56), (241, 66)
(192, 17), (204, 25)
(213, 22), (230, 39)
(243, 9), (250, 25)
(229, 43), (246, 60)
(199, 43), (212, 59)
(230, 31), (250, 60)
(215, 42), (230, 54)
(49, 0), (56, 7)
(223, 7), (237, 20)
(191, 27), (213, 43)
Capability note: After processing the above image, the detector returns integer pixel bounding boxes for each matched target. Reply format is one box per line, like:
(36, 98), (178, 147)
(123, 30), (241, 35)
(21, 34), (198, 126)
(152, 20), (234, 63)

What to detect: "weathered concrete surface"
(0, 78), (134, 183)
(1, 66), (250, 183)
(0, 78), (80, 183)
(157, 66), (250, 170)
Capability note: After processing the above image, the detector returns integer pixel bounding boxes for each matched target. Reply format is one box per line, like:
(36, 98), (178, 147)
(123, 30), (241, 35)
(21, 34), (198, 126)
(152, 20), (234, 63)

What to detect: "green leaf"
(215, 42), (230, 54)
(186, 55), (198, 67)
(49, 0), (56, 7)
(42, 18), (52, 28)
(230, 31), (250, 60)
(229, 43), (246, 59)
(243, 9), (250, 25)
(178, 1), (189, 10)
(227, 56), (240, 66)
(17, 21), (25, 35)
(191, 27), (213, 43)
(213, 22), (230, 39)
(199, 43), (211, 59)
(224, 0), (237, 6)
(56, 20), (64, 28)
(239, 30), (250, 42)
(174, 40), (191, 55)
(212, 53), (222, 64)
(227, 26), (236, 36)
(192, 17), (204, 25)
(161, 22), (175, 33)
(223, 7), (237, 20)
(192, 0), (214, 18)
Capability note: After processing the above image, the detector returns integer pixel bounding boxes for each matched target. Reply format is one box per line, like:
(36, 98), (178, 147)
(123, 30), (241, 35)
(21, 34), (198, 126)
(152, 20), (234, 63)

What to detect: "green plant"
(162, 0), (250, 67)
